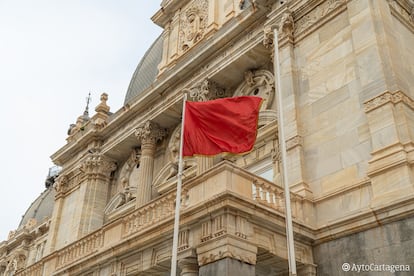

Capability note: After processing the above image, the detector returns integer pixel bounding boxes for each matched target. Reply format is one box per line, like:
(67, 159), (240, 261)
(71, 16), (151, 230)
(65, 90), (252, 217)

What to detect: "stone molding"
(286, 135), (303, 151)
(388, 0), (414, 33)
(293, 0), (347, 42)
(197, 235), (258, 266)
(363, 90), (414, 113)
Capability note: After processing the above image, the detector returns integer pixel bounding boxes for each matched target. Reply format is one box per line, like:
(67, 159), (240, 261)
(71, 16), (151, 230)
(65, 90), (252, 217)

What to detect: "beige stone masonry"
(364, 90), (414, 205)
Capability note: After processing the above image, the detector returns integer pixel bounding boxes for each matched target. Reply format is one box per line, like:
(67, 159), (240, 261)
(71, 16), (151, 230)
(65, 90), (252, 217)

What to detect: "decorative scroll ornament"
(135, 121), (167, 145)
(179, 0), (209, 52)
(184, 79), (228, 102)
(279, 10), (294, 38)
(263, 25), (274, 49)
(233, 69), (275, 110)
(54, 174), (69, 193)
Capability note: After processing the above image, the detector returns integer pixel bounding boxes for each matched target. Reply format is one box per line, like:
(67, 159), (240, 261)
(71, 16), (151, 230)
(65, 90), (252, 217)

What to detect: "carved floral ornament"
(54, 174), (69, 193)
(79, 154), (117, 176)
(135, 121), (167, 145)
(184, 79), (228, 102)
(179, 0), (208, 52)
(364, 90), (414, 113)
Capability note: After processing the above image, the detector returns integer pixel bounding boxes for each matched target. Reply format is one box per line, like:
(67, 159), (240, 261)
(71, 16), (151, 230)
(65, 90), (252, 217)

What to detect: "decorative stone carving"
(263, 25), (274, 49)
(119, 148), (141, 190)
(168, 125), (182, 166)
(233, 69), (275, 110)
(279, 10), (294, 38)
(179, 0), (209, 52)
(184, 79), (227, 102)
(79, 154), (117, 179)
(135, 121), (167, 146)
(364, 90), (414, 113)
(53, 174), (69, 193)
(388, 0), (414, 31)
(294, 0), (347, 38)
(5, 252), (27, 274)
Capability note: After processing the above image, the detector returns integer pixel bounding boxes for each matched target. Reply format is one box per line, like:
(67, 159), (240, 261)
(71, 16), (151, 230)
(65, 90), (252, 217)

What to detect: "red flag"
(183, 96), (262, 156)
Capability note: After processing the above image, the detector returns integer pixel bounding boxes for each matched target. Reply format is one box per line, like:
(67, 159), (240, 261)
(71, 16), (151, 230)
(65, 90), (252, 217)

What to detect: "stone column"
(135, 121), (166, 207)
(44, 174), (68, 254)
(178, 257), (199, 276)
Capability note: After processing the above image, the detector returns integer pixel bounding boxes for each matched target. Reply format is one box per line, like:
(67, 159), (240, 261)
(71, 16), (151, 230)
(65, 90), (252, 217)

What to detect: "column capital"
(79, 154), (117, 178)
(178, 257), (199, 276)
(135, 121), (167, 146)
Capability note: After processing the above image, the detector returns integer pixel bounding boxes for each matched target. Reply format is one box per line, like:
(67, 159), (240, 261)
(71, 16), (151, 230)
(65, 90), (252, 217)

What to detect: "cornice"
(265, 0), (349, 45)
(363, 90), (414, 113)
(388, 0), (414, 33)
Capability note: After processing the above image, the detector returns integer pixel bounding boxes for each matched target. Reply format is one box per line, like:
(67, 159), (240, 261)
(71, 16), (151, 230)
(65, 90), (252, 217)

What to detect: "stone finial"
(92, 93), (110, 130)
(135, 121), (167, 145)
(95, 93), (110, 114)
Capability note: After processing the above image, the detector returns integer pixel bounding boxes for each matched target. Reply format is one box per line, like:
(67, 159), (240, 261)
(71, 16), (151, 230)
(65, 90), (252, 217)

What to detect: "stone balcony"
(18, 161), (315, 276)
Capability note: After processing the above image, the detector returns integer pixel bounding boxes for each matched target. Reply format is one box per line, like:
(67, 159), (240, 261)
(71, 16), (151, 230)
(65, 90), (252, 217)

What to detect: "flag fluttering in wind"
(183, 96), (262, 156)
(170, 95), (262, 276)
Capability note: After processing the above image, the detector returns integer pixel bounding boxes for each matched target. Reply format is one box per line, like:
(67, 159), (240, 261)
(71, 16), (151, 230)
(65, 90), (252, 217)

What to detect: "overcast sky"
(0, 1), (162, 240)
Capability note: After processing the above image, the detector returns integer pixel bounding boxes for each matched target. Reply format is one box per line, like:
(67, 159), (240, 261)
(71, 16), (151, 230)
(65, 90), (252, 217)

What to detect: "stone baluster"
(135, 121), (166, 207)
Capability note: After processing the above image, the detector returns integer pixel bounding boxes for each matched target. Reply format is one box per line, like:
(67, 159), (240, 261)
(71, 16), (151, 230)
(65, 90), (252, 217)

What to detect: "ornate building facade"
(1, 0), (414, 275)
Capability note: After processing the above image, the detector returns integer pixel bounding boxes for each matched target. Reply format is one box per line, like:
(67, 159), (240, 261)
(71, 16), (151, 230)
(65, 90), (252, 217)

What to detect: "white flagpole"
(170, 93), (188, 276)
(273, 28), (297, 275)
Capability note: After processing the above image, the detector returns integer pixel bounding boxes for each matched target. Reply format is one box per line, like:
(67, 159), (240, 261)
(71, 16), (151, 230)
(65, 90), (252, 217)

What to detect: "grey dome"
(19, 187), (55, 228)
(124, 35), (163, 104)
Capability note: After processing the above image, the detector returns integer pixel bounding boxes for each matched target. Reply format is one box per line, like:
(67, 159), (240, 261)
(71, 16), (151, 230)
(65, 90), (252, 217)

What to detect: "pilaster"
(264, 15), (313, 200)
(135, 121), (166, 207)
(77, 154), (117, 237)
(364, 90), (414, 206)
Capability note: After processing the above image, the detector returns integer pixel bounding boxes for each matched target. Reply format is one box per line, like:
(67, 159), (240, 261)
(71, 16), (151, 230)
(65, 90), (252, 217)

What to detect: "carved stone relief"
(184, 79), (228, 102)
(105, 149), (141, 215)
(233, 69), (275, 110)
(179, 0), (209, 52)
(279, 10), (294, 38)
(152, 124), (197, 192)
(53, 174), (69, 193)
